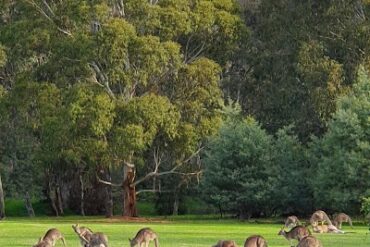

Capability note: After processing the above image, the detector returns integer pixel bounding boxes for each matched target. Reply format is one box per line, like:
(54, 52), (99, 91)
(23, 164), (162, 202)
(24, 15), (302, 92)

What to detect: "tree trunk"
(79, 174), (85, 216)
(122, 164), (137, 217)
(173, 193), (179, 216)
(104, 168), (113, 218)
(24, 192), (35, 217)
(56, 184), (64, 215)
(0, 173), (5, 219)
(48, 180), (59, 216)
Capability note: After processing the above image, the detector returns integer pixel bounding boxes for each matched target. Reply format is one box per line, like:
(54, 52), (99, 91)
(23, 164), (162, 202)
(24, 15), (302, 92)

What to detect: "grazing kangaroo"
(312, 222), (344, 234)
(284, 216), (301, 228)
(310, 210), (333, 226)
(244, 235), (268, 247)
(129, 228), (159, 247)
(278, 225), (310, 247)
(297, 236), (322, 247)
(72, 224), (108, 247)
(212, 240), (238, 247)
(33, 228), (66, 247)
(333, 213), (353, 229)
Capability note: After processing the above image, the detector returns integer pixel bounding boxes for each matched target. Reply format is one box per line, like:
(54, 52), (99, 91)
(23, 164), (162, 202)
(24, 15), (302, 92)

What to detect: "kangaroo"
(72, 224), (108, 247)
(278, 225), (310, 247)
(333, 213), (353, 229)
(244, 235), (268, 247)
(33, 228), (66, 247)
(312, 222), (344, 234)
(284, 216), (301, 228)
(129, 228), (159, 247)
(212, 240), (238, 247)
(310, 210), (333, 226)
(72, 224), (93, 246)
(297, 236), (322, 247)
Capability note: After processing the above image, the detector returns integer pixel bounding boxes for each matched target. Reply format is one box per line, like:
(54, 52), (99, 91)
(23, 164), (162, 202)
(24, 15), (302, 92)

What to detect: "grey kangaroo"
(72, 224), (108, 247)
(129, 228), (159, 247)
(244, 235), (268, 247)
(33, 228), (66, 247)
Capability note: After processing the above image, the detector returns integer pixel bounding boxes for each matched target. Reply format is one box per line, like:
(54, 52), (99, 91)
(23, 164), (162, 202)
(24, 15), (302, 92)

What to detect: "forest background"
(0, 0), (369, 220)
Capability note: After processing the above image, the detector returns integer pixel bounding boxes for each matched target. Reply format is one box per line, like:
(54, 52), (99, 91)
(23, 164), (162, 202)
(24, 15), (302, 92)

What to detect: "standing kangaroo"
(333, 213), (353, 229)
(129, 228), (159, 247)
(297, 236), (322, 247)
(243, 235), (267, 247)
(33, 228), (66, 247)
(72, 224), (108, 247)
(212, 240), (238, 247)
(278, 225), (310, 247)
(284, 216), (301, 228)
(310, 210), (333, 226)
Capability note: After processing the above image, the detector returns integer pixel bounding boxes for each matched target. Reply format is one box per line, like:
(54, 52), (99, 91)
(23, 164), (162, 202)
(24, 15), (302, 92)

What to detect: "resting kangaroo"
(243, 235), (268, 247)
(310, 210), (333, 226)
(278, 226), (310, 247)
(33, 228), (66, 247)
(312, 222), (344, 234)
(72, 224), (108, 247)
(284, 216), (301, 228)
(333, 213), (353, 229)
(297, 236), (322, 247)
(129, 228), (159, 247)
(212, 240), (238, 247)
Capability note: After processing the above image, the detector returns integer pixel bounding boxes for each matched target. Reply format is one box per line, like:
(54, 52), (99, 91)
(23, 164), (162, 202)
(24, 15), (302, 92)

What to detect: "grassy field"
(0, 216), (369, 247)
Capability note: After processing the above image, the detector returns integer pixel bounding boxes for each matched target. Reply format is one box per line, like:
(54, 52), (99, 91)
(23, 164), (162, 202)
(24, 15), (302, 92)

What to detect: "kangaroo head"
(129, 238), (137, 247)
(278, 226), (285, 235)
(72, 224), (81, 234)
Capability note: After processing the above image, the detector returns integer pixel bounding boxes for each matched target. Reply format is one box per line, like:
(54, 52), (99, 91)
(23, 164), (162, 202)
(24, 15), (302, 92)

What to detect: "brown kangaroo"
(212, 240), (238, 247)
(33, 228), (66, 247)
(284, 215), (301, 228)
(244, 235), (268, 247)
(297, 236), (323, 247)
(129, 228), (159, 247)
(333, 213), (353, 229)
(72, 224), (108, 247)
(310, 210), (333, 226)
(311, 222), (344, 234)
(278, 225), (310, 247)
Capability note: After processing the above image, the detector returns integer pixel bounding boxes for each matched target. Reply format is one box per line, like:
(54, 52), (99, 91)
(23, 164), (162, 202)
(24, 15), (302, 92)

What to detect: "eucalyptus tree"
(0, 0), (242, 216)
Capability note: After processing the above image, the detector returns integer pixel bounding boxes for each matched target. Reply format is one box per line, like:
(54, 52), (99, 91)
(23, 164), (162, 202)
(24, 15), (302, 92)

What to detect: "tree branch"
(133, 147), (204, 187)
(96, 174), (123, 187)
(25, 0), (73, 36)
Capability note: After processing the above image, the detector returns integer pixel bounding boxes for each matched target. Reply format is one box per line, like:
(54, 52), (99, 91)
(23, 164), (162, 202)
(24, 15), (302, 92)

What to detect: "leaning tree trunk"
(24, 192), (35, 217)
(0, 173), (5, 219)
(122, 164), (137, 217)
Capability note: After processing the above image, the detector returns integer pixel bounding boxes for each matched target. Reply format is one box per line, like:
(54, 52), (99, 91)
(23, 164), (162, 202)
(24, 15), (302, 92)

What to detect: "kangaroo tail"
(154, 238), (159, 247)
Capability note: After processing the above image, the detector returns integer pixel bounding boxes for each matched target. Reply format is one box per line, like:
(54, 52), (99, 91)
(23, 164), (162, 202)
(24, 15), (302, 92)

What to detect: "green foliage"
(202, 107), (273, 218)
(311, 67), (370, 213)
(361, 197), (370, 220)
(269, 126), (312, 215)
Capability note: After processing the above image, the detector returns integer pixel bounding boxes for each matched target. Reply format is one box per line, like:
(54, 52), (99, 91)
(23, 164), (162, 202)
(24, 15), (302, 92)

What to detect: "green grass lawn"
(0, 217), (369, 247)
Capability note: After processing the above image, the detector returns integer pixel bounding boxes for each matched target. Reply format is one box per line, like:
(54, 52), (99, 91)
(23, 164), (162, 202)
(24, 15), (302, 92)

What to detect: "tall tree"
(0, 0), (240, 216)
(311, 67), (370, 213)
(202, 104), (273, 218)
(229, 0), (370, 140)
